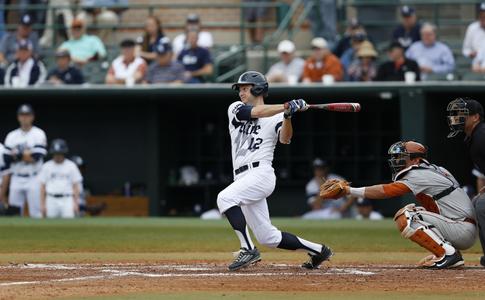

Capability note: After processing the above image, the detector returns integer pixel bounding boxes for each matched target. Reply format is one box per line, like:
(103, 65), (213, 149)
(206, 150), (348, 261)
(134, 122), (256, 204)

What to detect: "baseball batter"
(321, 141), (476, 269)
(1, 104), (47, 218)
(39, 139), (82, 218)
(217, 71), (332, 271)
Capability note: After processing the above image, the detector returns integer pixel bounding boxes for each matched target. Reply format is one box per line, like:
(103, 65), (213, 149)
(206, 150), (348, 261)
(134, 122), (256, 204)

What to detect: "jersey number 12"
(248, 138), (263, 151)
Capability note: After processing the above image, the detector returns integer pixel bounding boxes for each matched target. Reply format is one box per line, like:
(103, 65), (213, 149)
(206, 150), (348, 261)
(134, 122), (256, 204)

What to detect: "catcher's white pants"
(217, 164), (283, 248)
(410, 209), (476, 250)
(46, 196), (75, 218)
(9, 175), (42, 218)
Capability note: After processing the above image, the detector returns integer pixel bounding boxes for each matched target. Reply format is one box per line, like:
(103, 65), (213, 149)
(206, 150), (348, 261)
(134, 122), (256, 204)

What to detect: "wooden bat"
(308, 102), (361, 112)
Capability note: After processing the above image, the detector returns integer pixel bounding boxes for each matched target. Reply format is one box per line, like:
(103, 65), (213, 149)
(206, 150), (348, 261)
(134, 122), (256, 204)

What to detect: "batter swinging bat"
(308, 102), (361, 113)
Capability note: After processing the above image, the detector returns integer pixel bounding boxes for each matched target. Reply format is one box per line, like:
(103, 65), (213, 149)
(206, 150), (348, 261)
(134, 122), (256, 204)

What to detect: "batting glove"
(284, 99), (307, 119)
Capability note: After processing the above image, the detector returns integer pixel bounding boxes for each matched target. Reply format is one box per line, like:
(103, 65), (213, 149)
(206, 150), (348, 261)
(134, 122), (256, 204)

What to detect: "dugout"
(0, 82), (480, 217)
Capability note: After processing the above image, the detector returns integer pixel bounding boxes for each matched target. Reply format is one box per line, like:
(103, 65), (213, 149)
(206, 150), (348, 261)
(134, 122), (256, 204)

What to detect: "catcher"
(320, 141), (477, 269)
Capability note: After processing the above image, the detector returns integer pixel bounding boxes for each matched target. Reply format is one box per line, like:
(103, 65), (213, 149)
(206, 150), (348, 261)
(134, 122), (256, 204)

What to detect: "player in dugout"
(320, 140), (477, 269)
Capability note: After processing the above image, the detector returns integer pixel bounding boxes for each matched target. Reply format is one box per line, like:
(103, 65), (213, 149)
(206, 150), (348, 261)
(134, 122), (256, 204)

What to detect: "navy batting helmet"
(50, 139), (69, 155)
(231, 71), (269, 97)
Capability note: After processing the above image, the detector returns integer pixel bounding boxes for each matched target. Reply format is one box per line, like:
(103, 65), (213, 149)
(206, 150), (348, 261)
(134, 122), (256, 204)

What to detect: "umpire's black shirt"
(47, 66), (84, 84)
(467, 122), (485, 174)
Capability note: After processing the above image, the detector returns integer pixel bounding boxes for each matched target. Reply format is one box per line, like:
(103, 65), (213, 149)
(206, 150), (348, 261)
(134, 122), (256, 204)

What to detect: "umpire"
(447, 98), (485, 267)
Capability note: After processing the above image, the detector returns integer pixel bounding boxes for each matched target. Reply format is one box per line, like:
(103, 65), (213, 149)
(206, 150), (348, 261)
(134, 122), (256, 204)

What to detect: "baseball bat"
(308, 102), (361, 113)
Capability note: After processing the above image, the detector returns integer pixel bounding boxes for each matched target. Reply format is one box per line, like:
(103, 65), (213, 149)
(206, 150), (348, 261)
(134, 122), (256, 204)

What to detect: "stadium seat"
(461, 72), (485, 81)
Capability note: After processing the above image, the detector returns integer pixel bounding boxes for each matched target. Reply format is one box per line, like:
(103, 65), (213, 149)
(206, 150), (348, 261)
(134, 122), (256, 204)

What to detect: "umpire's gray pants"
(474, 194), (485, 256)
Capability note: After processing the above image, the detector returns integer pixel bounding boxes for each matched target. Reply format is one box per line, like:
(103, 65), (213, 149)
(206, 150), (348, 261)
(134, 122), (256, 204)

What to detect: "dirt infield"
(1, 261), (485, 299)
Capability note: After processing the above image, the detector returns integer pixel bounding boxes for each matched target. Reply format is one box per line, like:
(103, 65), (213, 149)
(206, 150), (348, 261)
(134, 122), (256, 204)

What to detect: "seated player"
(320, 141), (476, 269)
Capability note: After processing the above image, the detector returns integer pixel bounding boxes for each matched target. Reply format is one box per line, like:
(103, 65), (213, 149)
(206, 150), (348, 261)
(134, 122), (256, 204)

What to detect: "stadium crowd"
(0, 3), (483, 85)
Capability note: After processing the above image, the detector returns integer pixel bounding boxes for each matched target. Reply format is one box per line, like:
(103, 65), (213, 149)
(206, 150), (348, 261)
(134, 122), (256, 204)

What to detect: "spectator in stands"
(347, 41), (378, 82)
(0, 67), (4, 85)
(59, 18), (107, 66)
(302, 158), (354, 220)
(463, 2), (485, 59)
(333, 18), (366, 58)
(4, 39), (46, 87)
(392, 5), (422, 49)
(77, 0), (128, 43)
(177, 30), (213, 83)
(106, 39), (147, 85)
(304, 0), (338, 48)
(266, 40), (305, 83)
(302, 37), (343, 83)
(340, 31), (367, 77)
(242, 0), (269, 45)
(173, 14), (214, 58)
(136, 16), (165, 63)
(39, 0), (75, 48)
(47, 49), (84, 85)
(145, 38), (185, 84)
(375, 42), (420, 81)
(0, 14), (39, 65)
(472, 47), (485, 73)
(405, 23), (455, 79)
(355, 198), (383, 221)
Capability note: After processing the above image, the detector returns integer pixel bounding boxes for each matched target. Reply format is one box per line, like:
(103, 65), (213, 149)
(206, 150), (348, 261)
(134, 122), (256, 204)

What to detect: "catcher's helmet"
(231, 71), (269, 97)
(49, 138), (69, 155)
(446, 98), (484, 138)
(388, 141), (427, 179)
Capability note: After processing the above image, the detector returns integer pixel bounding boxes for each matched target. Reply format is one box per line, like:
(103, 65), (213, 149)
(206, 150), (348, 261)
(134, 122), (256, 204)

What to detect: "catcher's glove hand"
(320, 179), (349, 199)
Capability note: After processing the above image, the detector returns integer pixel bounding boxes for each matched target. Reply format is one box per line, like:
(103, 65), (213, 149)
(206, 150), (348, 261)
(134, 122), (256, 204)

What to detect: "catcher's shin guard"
(394, 205), (449, 258)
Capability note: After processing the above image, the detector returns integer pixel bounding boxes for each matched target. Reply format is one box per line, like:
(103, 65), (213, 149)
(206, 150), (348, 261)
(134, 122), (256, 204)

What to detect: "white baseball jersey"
(38, 159), (83, 195)
(395, 161), (475, 221)
(0, 143), (7, 185)
(4, 126), (47, 176)
(228, 101), (283, 173)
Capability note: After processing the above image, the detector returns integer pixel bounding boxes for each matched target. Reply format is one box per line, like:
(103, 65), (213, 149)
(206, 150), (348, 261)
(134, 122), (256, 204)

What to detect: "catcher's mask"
(447, 98), (469, 138)
(388, 141), (427, 180)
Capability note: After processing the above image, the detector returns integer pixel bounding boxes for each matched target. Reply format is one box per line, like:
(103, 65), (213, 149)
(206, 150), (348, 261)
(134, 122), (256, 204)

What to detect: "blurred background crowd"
(0, 0), (484, 86)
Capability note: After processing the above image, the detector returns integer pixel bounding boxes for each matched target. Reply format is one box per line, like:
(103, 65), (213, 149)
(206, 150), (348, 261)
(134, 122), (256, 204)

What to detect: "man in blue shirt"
(392, 6), (421, 50)
(405, 22), (455, 80)
(145, 38), (185, 84)
(47, 50), (85, 85)
(177, 30), (213, 83)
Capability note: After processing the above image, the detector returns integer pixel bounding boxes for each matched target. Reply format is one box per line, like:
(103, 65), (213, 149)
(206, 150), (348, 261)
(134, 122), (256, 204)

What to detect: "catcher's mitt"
(320, 179), (349, 199)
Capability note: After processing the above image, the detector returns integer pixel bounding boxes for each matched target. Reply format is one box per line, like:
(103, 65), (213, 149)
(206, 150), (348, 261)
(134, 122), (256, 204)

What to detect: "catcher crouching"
(320, 141), (477, 269)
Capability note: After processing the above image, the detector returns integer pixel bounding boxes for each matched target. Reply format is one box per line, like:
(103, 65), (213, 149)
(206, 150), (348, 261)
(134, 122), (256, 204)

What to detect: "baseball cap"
(479, 2), (485, 12)
(120, 39), (136, 48)
(186, 13), (200, 23)
(356, 198), (373, 207)
(277, 40), (295, 53)
(20, 14), (33, 26)
(312, 158), (328, 168)
(16, 39), (33, 51)
(351, 31), (367, 42)
(311, 37), (328, 49)
(465, 99), (484, 119)
(17, 104), (34, 115)
(155, 38), (172, 55)
(71, 18), (84, 28)
(55, 49), (70, 58)
(400, 5), (415, 17)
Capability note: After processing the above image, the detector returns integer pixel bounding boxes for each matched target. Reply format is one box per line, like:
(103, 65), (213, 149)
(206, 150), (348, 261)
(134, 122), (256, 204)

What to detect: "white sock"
(234, 226), (254, 250)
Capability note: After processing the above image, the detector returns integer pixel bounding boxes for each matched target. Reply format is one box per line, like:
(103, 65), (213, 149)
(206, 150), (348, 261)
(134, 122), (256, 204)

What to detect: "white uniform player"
(39, 139), (82, 218)
(217, 71), (333, 271)
(2, 104), (47, 218)
(0, 143), (6, 187)
(335, 141), (477, 269)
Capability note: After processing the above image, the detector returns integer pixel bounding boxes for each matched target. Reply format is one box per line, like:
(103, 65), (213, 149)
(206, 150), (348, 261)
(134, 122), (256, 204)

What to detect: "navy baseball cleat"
(427, 251), (464, 269)
(480, 256), (485, 268)
(228, 247), (261, 271)
(302, 245), (333, 270)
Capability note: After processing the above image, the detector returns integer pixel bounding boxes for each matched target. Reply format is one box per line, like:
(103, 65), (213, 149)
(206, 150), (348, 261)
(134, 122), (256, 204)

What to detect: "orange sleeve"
(302, 61), (311, 80)
(382, 182), (411, 197)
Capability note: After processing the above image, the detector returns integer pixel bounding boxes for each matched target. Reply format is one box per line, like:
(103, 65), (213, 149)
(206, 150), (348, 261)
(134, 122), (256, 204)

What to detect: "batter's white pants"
(9, 176), (42, 218)
(46, 196), (75, 218)
(217, 165), (283, 248)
